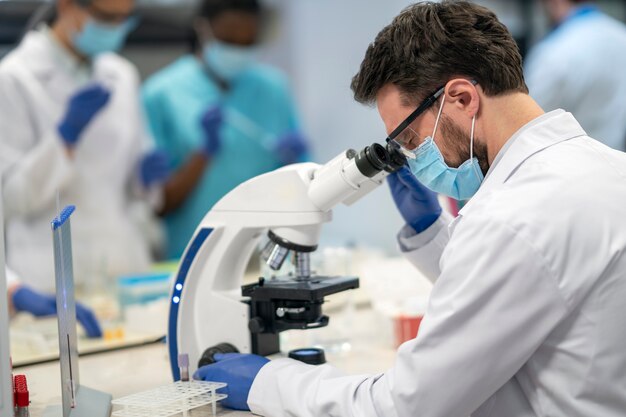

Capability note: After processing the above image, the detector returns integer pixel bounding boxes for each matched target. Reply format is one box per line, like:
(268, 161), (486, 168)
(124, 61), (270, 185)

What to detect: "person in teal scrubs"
(142, 0), (309, 259)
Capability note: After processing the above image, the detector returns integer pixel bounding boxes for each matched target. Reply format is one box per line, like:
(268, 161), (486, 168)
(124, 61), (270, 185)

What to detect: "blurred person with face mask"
(525, 0), (626, 151)
(0, 0), (170, 292)
(142, 0), (309, 260)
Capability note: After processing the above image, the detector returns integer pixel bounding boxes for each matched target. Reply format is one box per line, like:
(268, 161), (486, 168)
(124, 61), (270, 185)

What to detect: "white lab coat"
(524, 9), (626, 151)
(247, 110), (626, 417)
(0, 29), (155, 291)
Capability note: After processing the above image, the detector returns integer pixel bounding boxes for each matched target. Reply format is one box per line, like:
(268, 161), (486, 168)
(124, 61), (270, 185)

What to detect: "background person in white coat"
(0, 0), (169, 292)
(193, 2), (626, 415)
(524, 0), (626, 151)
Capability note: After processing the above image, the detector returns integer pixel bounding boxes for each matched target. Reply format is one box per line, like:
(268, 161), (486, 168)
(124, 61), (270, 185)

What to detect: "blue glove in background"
(273, 131), (309, 165)
(201, 105), (223, 157)
(58, 84), (111, 146)
(140, 150), (170, 187)
(387, 166), (442, 233)
(193, 353), (269, 411)
(12, 286), (103, 338)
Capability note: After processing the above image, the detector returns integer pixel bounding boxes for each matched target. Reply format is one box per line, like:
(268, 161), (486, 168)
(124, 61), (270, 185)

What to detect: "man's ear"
(444, 78), (480, 119)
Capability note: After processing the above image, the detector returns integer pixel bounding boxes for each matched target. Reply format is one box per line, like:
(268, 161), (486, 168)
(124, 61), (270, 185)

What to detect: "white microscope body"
(168, 143), (403, 379)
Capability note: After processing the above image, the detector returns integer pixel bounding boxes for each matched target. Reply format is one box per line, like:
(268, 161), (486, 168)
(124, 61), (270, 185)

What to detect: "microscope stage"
(242, 275), (359, 302)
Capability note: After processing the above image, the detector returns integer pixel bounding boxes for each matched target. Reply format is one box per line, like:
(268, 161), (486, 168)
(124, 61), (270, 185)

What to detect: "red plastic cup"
(394, 315), (424, 347)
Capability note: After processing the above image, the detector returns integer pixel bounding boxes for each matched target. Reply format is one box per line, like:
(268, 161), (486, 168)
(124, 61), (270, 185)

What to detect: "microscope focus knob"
(248, 317), (266, 333)
(198, 343), (239, 368)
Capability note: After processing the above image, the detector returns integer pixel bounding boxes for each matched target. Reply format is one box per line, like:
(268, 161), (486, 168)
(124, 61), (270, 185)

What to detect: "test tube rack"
(111, 381), (227, 417)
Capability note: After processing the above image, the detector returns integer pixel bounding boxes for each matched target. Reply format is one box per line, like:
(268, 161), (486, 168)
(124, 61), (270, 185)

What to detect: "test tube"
(178, 354), (190, 382)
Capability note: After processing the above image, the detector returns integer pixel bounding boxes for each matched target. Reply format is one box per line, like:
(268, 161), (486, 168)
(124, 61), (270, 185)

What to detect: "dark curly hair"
(351, 1), (528, 106)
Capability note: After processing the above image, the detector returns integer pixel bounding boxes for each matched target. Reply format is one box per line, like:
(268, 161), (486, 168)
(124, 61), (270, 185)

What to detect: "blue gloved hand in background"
(58, 84), (111, 147)
(201, 105), (223, 157)
(273, 130), (309, 165)
(387, 166), (442, 233)
(12, 286), (103, 338)
(140, 150), (170, 188)
(193, 353), (269, 411)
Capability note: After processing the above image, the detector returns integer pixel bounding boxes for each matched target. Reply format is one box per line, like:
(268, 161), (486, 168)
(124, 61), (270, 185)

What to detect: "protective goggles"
(385, 86), (445, 159)
(386, 80), (476, 159)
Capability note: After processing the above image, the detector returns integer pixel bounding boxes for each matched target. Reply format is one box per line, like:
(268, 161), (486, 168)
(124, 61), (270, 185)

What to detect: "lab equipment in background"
(357, 256), (433, 349)
(111, 381), (226, 417)
(118, 272), (172, 308)
(169, 140), (406, 380)
(393, 296), (428, 348)
(117, 272), (172, 336)
(43, 206), (111, 417)
(52, 206), (80, 413)
(0, 182), (13, 417)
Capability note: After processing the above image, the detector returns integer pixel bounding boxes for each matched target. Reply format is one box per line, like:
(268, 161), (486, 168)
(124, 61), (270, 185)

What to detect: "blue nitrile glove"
(193, 353), (270, 411)
(140, 150), (170, 187)
(200, 105), (223, 157)
(12, 286), (103, 338)
(387, 166), (442, 233)
(58, 84), (111, 146)
(273, 130), (309, 165)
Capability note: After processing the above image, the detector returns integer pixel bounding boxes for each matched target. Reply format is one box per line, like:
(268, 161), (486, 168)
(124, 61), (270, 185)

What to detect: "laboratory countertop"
(17, 307), (399, 417)
(15, 254), (434, 416)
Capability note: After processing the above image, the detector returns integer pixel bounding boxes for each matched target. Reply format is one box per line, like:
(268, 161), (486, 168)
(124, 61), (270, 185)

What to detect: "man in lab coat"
(0, 0), (168, 291)
(525, 0), (626, 151)
(194, 1), (626, 415)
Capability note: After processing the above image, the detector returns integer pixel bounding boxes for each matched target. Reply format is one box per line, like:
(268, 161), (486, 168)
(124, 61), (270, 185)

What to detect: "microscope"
(167, 141), (406, 380)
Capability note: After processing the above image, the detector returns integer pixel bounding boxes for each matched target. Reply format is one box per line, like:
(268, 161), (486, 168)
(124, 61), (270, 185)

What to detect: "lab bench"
(12, 254), (431, 416)
(15, 306), (398, 417)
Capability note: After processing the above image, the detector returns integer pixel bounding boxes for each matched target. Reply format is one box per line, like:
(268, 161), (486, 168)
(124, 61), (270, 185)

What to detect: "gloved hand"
(140, 150), (170, 187)
(11, 286), (103, 338)
(387, 166), (442, 233)
(200, 105), (223, 157)
(58, 84), (111, 147)
(193, 353), (269, 411)
(273, 130), (309, 165)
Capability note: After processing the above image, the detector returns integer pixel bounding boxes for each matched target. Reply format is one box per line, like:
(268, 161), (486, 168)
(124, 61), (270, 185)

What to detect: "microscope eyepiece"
(355, 143), (389, 178)
(384, 141), (408, 173)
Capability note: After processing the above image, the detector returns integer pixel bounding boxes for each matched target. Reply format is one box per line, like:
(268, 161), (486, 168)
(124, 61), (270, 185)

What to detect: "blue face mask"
(72, 17), (137, 58)
(407, 95), (484, 201)
(203, 40), (257, 81)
